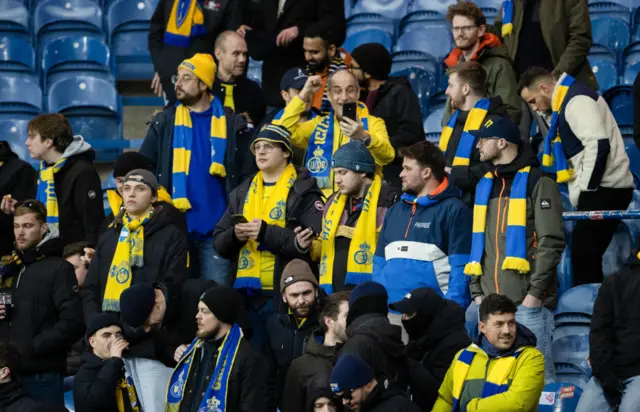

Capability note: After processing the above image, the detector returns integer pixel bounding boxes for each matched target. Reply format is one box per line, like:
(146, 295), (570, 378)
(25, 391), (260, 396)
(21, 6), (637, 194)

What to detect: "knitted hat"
(86, 313), (122, 339)
(124, 169), (159, 192)
(200, 286), (244, 325)
(119, 283), (156, 329)
(351, 43), (392, 81)
(252, 124), (293, 155)
(331, 141), (375, 174)
(280, 259), (319, 294)
(112, 152), (153, 178)
(179, 53), (216, 89)
(347, 281), (388, 325)
(330, 354), (374, 393)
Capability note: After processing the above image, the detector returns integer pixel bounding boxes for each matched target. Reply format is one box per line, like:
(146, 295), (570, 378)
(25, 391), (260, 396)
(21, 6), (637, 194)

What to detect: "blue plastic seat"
(588, 45), (619, 91)
(538, 383), (583, 411)
(603, 85), (634, 126)
(342, 29), (393, 53)
(345, 0), (354, 19)
(107, 0), (155, 81)
(622, 41), (640, 84)
(557, 248), (574, 298)
(555, 362), (590, 389)
(555, 283), (601, 320)
(588, 2), (632, 24)
(0, 76), (42, 120)
(34, 0), (105, 58)
(408, 0), (453, 14)
(480, 7), (498, 24)
(603, 222), (633, 277)
(42, 36), (111, 92)
(247, 59), (262, 85)
(399, 10), (447, 34)
(0, 0), (29, 42)
(390, 67), (434, 116)
(0, 36), (35, 79)
(0, 119), (30, 161)
(64, 390), (75, 411)
(351, 0), (408, 22)
(633, 7), (640, 41)
(590, 17), (631, 59)
(346, 13), (395, 37)
(552, 334), (590, 373)
(395, 27), (453, 61)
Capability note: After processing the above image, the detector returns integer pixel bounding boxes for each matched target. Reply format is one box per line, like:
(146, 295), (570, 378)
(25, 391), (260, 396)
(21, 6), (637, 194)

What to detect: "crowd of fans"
(1, 0), (640, 411)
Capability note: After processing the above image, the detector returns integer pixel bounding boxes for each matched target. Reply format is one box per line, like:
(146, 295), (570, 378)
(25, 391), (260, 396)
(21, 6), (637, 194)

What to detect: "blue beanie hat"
(330, 354), (374, 393)
(347, 281), (388, 325)
(331, 141), (375, 174)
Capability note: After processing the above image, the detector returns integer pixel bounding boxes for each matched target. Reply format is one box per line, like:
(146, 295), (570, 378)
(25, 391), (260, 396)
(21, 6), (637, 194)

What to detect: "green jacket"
(442, 34), (522, 126)
(460, 146), (565, 308)
(494, 0), (598, 90)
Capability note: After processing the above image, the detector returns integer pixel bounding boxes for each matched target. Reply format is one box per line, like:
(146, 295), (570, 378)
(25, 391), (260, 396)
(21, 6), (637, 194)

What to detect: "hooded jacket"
(360, 384), (421, 412)
(442, 34), (521, 126)
(433, 324), (545, 412)
(372, 177), (472, 308)
(0, 381), (67, 412)
(0, 227), (84, 374)
(304, 373), (341, 412)
(44, 136), (105, 246)
(464, 145), (565, 308)
(81, 204), (189, 324)
(73, 353), (135, 412)
(281, 329), (342, 412)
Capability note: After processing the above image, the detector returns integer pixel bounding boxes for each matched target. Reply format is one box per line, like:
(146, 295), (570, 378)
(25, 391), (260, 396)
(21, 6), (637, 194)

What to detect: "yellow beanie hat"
(178, 53), (216, 89)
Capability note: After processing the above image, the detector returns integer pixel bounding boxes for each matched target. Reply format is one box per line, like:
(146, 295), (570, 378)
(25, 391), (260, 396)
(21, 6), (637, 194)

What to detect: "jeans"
(123, 357), (173, 412)
(576, 376), (640, 412)
(20, 372), (64, 406)
(189, 236), (231, 285)
(516, 304), (555, 383)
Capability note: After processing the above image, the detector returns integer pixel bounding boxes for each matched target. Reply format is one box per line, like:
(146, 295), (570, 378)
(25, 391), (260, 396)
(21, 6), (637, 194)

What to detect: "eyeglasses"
(171, 75), (196, 85)
(253, 142), (278, 153)
(452, 25), (477, 34)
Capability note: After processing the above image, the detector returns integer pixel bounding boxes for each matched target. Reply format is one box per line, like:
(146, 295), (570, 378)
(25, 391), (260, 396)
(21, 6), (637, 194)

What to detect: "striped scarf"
(451, 346), (524, 411)
(102, 209), (153, 312)
(319, 175), (381, 294)
(542, 74), (575, 183)
(501, 0), (514, 37)
(465, 167), (530, 275)
(308, 54), (347, 115)
(166, 324), (243, 412)
(439, 98), (491, 166)
(37, 158), (68, 226)
(172, 95), (227, 212)
(163, 0), (205, 47)
(234, 164), (297, 291)
(116, 368), (141, 412)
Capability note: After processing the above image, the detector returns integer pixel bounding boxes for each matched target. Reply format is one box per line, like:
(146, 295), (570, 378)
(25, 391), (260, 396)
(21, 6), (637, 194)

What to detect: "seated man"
(433, 294), (544, 411)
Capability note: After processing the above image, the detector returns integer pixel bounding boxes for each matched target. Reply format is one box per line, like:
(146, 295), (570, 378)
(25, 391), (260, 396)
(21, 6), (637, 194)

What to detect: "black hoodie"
(72, 353), (134, 412)
(360, 384), (421, 412)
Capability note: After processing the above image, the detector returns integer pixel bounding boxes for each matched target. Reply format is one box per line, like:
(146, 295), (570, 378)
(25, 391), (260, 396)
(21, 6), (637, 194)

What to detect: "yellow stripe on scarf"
(235, 164), (297, 290)
(37, 158), (67, 226)
(222, 84), (236, 111)
(319, 175), (381, 293)
(164, 0), (204, 47)
(116, 376), (140, 412)
(452, 103), (490, 167)
(103, 209), (153, 312)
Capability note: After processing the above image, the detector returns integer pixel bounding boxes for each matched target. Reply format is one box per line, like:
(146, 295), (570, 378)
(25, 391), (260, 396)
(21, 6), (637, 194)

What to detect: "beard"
(196, 324), (220, 339)
(332, 323), (348, 342)
(176, 88), (204, 106)
(307, 55), (330, 73)
(449, 94), (465, 111)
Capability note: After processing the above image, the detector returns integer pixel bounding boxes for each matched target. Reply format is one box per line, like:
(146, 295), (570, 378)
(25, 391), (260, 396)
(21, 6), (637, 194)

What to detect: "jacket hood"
(475, 322), (538, 356)
(401, 176), (461, 208)
(412, 300), (467, 347)
(347, 313), (405, 360)
(305, 329), (342, 359)
(445, 33), (503, 67)
(305, 372), (335, 412)
(19, 225), (63, 263)
(492, 141), (540, 176)
(61, 135), (93, 159)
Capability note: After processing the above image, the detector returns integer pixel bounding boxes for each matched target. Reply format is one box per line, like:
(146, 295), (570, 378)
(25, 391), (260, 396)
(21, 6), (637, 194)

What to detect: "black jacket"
(591, 257), (640, 387)
(281, 329), (341, 412)
(341, 313), (408, 390)
(140, 104), (257, 196)
(212, 76), (266, 128)
(361, 384), (420, 412)
(634, 71), (640, 149)
(363, 77), (424, 189)
(148, 0), (241, 105)
(0, 230), (84, 374)
(213, 168), (323, 288)
(178, 338), (267, 412)
(405, 301), (471, 411)
(0, 381), (67, 412)
(73, 353), (134, 412)
(0, 150), (36, 257)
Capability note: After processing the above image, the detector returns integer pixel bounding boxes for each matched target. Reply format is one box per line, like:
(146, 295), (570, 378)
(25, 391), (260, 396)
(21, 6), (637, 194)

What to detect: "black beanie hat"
(113, 152), (153, 178)
(86, 313), (122, 339)
(119, 283), (156, 328)
(346, 281), (389, 325)
(351, 43), (392, 81)
(200, 286), (244, 325)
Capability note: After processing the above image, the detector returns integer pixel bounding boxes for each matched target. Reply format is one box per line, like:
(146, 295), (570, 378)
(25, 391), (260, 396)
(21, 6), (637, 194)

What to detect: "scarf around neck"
(37, 157), (68, 226)
(542, 74), (575, 183)
(439, 98), (491, 166)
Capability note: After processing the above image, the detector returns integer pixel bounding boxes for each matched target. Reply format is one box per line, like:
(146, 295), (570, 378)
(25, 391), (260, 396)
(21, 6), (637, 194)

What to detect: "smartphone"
(231, 214), (248, 225)
(342, 102), (357, 122)
(290, 218), (316, 237)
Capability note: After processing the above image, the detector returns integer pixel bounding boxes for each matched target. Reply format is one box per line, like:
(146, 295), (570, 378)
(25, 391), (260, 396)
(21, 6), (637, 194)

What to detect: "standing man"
(519, 68), (634, 285)
(350, 43), (424, 189)
(443, 1), (521, 125)
(295, 142), (400, 293)
(373, 141), (472, 309)
(165, 286), (266, 411)
(0, 200), (84, 406)
(148, 0), (241, 105)
(212, 31), (266, 128)
(140, 53), (256, 283)
(25, 114), (104, 247)
(277, 71), (394, 198)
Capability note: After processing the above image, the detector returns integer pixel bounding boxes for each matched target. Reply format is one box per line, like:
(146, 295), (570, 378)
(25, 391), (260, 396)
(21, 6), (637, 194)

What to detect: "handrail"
(562, 210), (640, 221)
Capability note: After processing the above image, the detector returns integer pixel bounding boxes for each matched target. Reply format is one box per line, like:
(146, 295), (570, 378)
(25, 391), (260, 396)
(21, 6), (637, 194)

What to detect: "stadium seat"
(34, 0), (105, 59)
(351, 0), (409, 22)
(602, 222), (633, 277)
(0, 76), (42, 120)
(625, 138), (640, 180)
(622, 41), (640, 85)
(395, 27), (453, 61)
(346, 13), (395, 37)
(345, 0), (354, 19)
(399, 10), (447, 34)
(552, 333), (590, 374)
(42, 36), (112, 92)
(0, 119), (30, 161)
(342, 29), (393, 53)
(0, 0), (29, 42)
(555, 362), (590, 389)
(408, 0), (453, 14)
(64, 390), (75, 411)
(603, 85), (634, 126)
(590, 17), (631, 59)
(480, 7), (498, 24)
(633, 7), (640, 41)
(555, 283), (601, 319)
(588, 2), (632, 24)
(538, 383), (583, 412)
(390, 67), (434, 116)
(107, 0), (155, 81)
(588, 44), (619, 91)
(0, 36), (35, 80)
(391, 50), (439, 74)
(247, 59), (262, 85)
(557, 249), (573, 298)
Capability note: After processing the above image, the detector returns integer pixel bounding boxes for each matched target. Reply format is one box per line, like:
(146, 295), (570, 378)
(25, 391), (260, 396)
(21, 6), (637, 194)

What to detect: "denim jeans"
(189, 236), (231, 285)
(20, 371), (64, 406)
(123, 357), (173, 412)
(576, 376), (640, 412)
(516, 304), (555, 383)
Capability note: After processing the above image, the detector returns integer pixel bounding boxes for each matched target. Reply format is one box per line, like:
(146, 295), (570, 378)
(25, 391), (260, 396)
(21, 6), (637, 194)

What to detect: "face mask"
(402, 316), (425, 340)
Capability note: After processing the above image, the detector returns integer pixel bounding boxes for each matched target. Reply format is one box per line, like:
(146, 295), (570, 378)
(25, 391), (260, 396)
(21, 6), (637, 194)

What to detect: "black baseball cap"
(280, 67), (308, 91)
(389, 287), (443, 314)
(469, 115), (521, 145)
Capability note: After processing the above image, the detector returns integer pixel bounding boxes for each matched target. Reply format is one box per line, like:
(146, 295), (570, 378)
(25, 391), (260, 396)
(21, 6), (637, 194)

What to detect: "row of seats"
(12, 0), (153, 9)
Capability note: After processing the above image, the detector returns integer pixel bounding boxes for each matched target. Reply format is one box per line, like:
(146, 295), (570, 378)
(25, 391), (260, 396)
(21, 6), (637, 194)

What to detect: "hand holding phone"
(231, 214), (249, 225)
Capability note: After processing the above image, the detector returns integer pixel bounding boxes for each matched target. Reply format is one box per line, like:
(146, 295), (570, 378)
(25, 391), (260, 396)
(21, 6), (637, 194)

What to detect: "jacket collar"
(444, 33), (502, 67)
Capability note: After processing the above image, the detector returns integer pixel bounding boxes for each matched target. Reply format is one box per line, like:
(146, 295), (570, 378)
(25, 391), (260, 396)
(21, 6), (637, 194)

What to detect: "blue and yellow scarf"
(501, 0), (514, 37)
(305, 103), (370, 189)
(465, 167), (530, 275)
(542, 74), (575, 183)
(164, 0), (206, 47)
(439, 98), (491, 166)
(172, 95), (227, 212)
(37, 158), (68, 225)
(166, 324), (242, 412)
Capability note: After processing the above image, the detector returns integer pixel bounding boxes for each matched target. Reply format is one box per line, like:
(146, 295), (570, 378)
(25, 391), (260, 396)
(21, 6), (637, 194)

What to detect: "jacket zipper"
(404, 203), (417, 238)
(494, 176), (506, 293)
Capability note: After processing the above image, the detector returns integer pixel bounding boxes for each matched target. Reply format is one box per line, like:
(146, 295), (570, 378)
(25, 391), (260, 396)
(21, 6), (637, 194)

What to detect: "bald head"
(214, 31), (248, 81)
(328, 69), (358, 90)
(327, 69), (360, 119)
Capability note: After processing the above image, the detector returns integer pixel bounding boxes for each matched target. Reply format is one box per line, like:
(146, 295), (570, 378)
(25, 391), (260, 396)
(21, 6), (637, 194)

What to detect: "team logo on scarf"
(307, 146), (329, 174)
(354, 243), (373, 265)
(238, 249), (255, 270)
(269, 201), (286, 220)
(110, 262), (130, 285)
(201, 397), (222, 412)
(176, 0), (190, 27)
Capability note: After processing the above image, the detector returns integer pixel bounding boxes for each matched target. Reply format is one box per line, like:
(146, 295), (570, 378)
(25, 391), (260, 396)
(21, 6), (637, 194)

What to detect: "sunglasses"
(337, 388), (354, 401)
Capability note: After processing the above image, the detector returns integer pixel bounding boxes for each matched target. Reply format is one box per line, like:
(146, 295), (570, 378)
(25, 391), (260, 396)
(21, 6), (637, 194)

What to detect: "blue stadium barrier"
(0, 35), (36, 81)
(346, 13), (395, 37)
(342, 29), (393, 53)
(399, 10), (447, 34)
(0, 76), (42, 119)
(0, 0), (29, 42)
(588, 44), (619, 91)
(603, 85), (634, 126)
(538, 383), (583, 412)
(351, 0), (409, 22)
